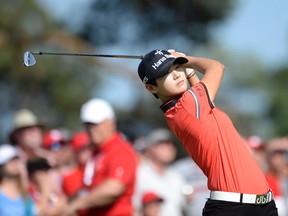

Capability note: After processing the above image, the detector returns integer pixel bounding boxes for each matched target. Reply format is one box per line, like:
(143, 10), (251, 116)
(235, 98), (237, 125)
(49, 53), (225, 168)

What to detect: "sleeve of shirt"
(107, 146), (137, 185)
(181, 82), (214, 120)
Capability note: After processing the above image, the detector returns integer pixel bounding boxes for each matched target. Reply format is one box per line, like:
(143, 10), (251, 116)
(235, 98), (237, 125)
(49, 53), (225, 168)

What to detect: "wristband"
(185, 68), (195, 79)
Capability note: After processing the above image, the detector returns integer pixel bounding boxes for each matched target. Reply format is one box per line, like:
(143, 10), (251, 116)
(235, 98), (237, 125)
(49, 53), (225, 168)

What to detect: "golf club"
(23, 51), (144, 67)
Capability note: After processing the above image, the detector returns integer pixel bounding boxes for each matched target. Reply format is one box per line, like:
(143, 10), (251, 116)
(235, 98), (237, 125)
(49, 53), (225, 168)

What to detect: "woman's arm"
(185, 68), (200, 87)
(183, 56), (225, 102)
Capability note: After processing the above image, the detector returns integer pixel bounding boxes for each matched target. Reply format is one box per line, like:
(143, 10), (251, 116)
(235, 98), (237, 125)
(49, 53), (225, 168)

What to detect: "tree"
(2, 0), (253, 148)
(266, 66), (288, 136)
(76, 0), (235, 46)
(0, 0), (100, 141)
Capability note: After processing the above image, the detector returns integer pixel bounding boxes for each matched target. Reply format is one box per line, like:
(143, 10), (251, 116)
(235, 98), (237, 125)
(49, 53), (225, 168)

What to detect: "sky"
(213, 0), (288, 67)
(39, 0), (288, 68)
(37, 0), (288, 112)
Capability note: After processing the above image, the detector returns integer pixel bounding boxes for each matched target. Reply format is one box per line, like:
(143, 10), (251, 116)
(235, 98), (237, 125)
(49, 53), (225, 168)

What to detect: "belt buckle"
(255, 191), (272, 205)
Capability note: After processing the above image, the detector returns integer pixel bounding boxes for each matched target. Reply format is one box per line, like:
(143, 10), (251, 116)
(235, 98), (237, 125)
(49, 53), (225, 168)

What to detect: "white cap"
(0, 144), (19, 165)
(80, 98), (115, 124)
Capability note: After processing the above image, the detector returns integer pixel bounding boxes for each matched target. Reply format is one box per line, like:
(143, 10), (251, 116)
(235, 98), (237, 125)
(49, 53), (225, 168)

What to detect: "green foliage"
(266, 67), (288, 136)
(0, 1), (99, 141)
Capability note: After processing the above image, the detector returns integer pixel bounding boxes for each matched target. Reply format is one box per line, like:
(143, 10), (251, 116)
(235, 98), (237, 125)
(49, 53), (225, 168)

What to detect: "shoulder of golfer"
(186, 56), (224, 102)
(171, 50), (225, 102)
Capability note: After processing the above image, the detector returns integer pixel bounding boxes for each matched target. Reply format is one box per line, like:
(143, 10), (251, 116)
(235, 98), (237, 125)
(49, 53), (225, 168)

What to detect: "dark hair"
(27, 158), (52, 177)
(146, 79), (159, 99)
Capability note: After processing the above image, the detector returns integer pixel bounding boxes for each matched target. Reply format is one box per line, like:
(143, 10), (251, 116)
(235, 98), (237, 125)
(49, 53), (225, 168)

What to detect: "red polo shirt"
(85, 132), (138, 216)
(62, 166), (88, 216)
(161, 82), (269, 194)
(62, 166), (85, 197)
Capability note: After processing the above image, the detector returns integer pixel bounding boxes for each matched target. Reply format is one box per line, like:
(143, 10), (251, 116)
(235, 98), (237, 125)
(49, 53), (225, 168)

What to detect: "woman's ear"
(145, 84), (157, 94)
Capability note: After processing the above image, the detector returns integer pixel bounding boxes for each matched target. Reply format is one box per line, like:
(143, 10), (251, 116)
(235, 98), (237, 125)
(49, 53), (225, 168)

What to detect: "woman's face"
(150, 64), (188, 102)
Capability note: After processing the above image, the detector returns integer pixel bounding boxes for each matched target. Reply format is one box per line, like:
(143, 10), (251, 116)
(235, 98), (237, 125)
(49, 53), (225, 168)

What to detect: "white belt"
(210, 190), (273, 205)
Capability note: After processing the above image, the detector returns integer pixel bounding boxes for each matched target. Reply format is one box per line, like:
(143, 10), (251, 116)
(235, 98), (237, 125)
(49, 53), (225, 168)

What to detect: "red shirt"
(85, 132), (138, 216)
(62, 166), (89, 216)
(62, 166), (85, 197)
(265, 172), (282, 197)
(161, 82), (269, 194)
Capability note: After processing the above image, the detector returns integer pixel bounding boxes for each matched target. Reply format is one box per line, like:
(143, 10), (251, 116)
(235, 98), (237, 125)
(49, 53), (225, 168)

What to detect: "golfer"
(137, 49), (278, 216)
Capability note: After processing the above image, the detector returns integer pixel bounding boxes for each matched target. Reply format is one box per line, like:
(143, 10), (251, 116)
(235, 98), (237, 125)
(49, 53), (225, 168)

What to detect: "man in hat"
(62, 98), (138, 216)
(137, 49), (278, 215)
(141, 191), (164, 216)
(61, 131), (93, 216)
(133, 128), (188, 216)
(62, 131), (92, 198)
(9, 109), (48, 162)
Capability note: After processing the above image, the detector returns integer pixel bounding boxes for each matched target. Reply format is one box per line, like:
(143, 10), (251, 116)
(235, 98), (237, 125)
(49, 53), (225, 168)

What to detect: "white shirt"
(133, 159), (187, 216)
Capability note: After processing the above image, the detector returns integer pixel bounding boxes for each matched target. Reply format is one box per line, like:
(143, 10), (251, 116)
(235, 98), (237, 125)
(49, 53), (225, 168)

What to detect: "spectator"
(42, 128), (74, 207)
(133, 128), (188, 216)
(62, 98), (138, 216)
(62, 131), (93, 216)
(9, 109), (51, 162)
(265, 137), (288, 216)
(141, 191), (164, 216)
(246, 135), (267, 172)
(0, 144), (36, 216)
(27, 157), (67, 216)
(172, 157), (209, 216)
(42, 129), (75, 174)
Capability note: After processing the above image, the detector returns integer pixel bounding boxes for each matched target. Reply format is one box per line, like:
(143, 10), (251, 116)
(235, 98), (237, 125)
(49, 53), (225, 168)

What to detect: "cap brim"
(174, 56), (188, 65)
(143, 197), (164, 206)
(82, 121), (101, 125)
(153, 57), (188, 80)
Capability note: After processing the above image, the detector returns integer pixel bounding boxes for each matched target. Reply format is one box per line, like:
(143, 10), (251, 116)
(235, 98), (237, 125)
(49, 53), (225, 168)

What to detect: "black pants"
(202, 199), (278, 216)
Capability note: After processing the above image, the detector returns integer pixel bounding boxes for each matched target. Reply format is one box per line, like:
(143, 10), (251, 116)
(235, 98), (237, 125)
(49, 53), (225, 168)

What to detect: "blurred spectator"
(141, 191), (164, 216)
(62, 98), (138, 216)
(27, 157), (66, 216)
(133, 136), (149, 163)
(42, 128), (74, 207)
(0, 144), (36, 216)
(9, 109), (51, 162)
(265, 137), (288, 216)
(62, 131), (93, 214)
(246, 135), (267, 172)
(133, 128), (188, 216)
(172, 157), (209, 216)
(42, 129), (75, 173)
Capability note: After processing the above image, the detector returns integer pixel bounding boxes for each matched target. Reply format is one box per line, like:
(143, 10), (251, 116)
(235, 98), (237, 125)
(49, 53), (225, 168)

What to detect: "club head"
(23, 51), (36, 67)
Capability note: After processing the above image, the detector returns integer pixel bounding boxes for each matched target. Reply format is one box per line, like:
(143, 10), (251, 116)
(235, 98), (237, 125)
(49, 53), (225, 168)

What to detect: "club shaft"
(30, 51), (143, 59)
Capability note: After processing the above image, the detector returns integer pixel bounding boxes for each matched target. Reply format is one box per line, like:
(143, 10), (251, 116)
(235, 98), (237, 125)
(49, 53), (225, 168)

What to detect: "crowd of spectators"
(0, 98), (287, 216)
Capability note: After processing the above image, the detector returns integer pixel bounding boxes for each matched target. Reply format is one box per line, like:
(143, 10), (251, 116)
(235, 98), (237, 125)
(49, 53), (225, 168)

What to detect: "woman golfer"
(137, 49), (278, 216)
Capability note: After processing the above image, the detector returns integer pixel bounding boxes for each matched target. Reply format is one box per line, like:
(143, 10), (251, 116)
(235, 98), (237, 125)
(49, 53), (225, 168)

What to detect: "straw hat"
(9, 109), (43, 144)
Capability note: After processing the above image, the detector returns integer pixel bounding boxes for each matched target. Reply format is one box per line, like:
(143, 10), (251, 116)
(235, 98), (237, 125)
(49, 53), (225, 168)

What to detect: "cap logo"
(151, 50), (174, 71)
(155, 50), (164, 55)
(143, 76), (149, 84)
